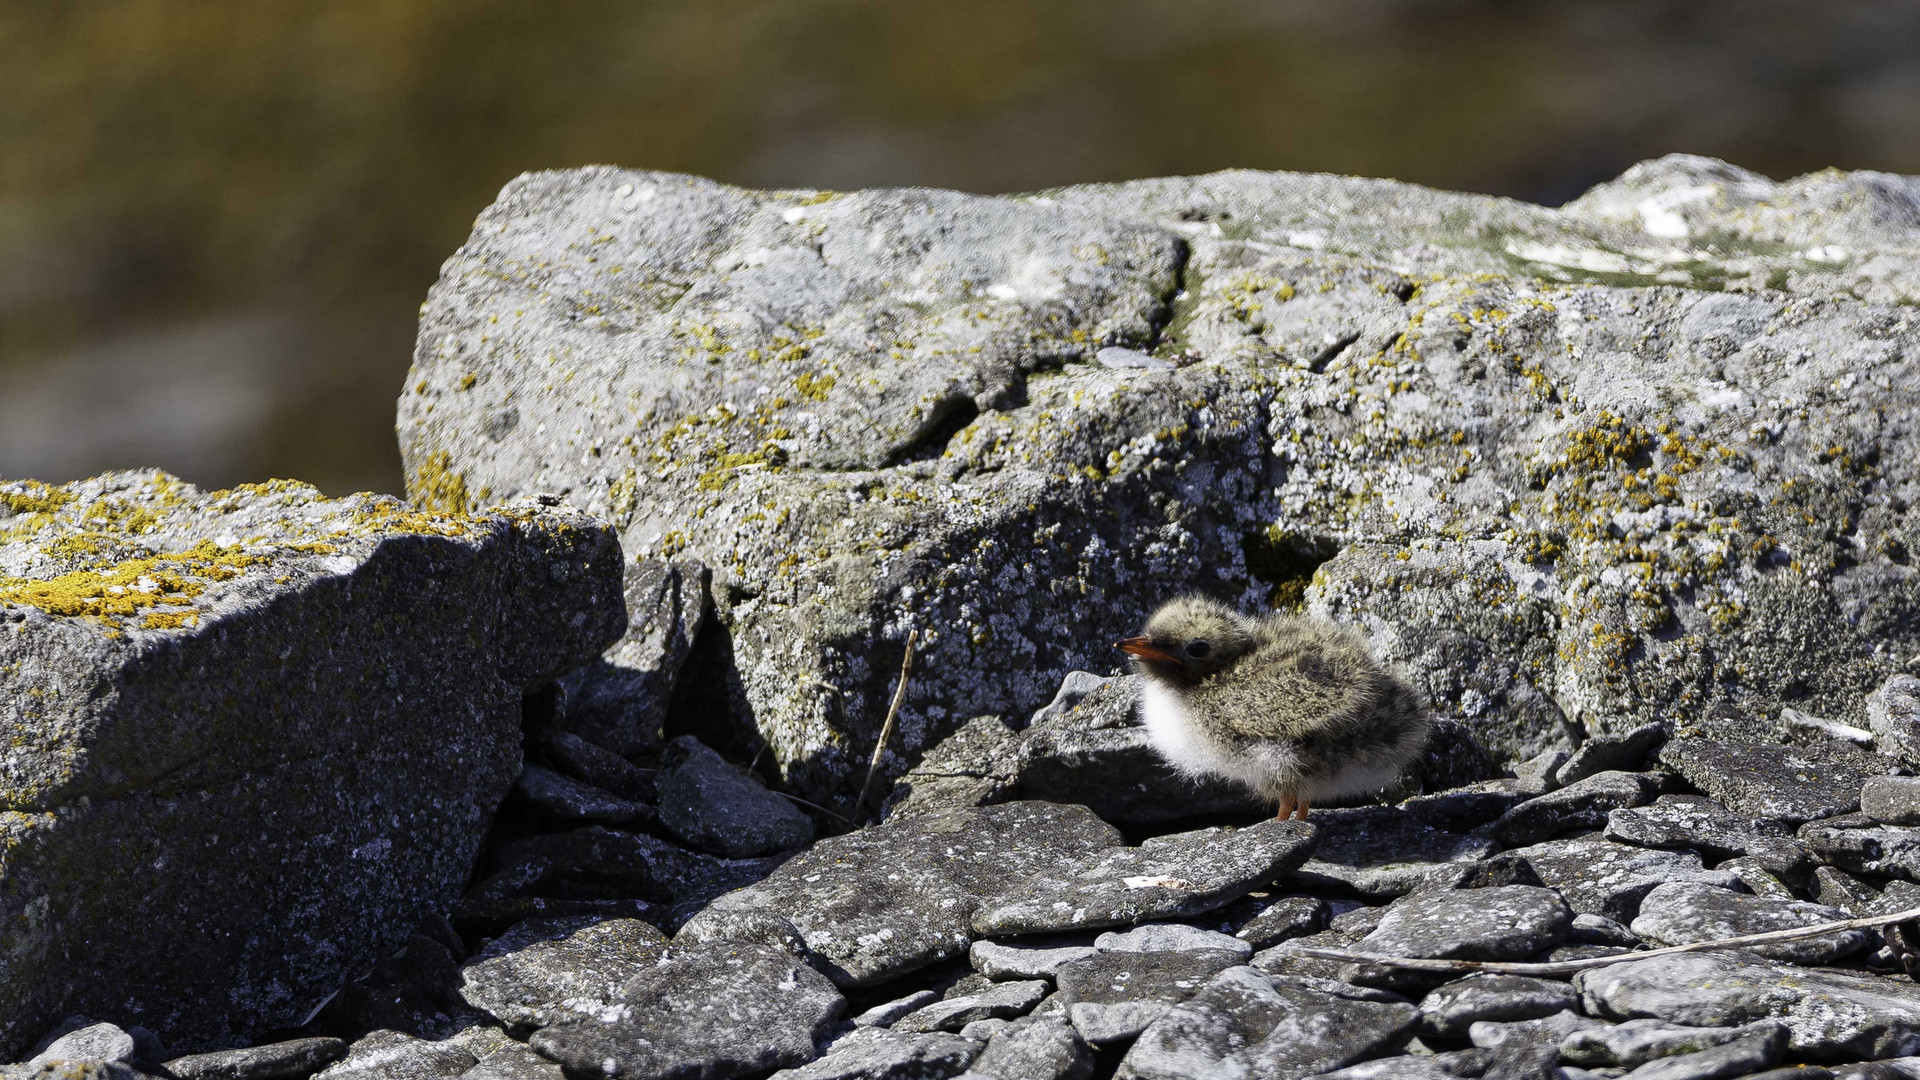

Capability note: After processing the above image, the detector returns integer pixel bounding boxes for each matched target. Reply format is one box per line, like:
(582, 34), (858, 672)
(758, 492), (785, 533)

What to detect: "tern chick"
(1117, 595), (1430, 820)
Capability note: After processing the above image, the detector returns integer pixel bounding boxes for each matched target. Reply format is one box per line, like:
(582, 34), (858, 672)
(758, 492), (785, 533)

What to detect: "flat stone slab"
(1576, 950), (1920, 1060)
(1055, 949), (1246, 1045)
(969, 939), (1098, 981)
(1555, 723), (1669, 787)
(529, 940), (846, 1080)
(1659, 739), (1884, 826)
(1290, 807), (1492, 899)
(163, 1037), (349, 1080)
(1096, 923), (1252, 960)
(893, 980), (1050, 1033)
(457, 916), (669, 1028)
(1504, 837), (1743, 922)
(1117, 967), (1419, 1080)
(1603, 795), (1794, 861)
(1232, 896), (1330, 950)
(1798, 817), (1920, 882)
(968, 1015), (1094, 1080)
(512, 764), (653, 826)
(0, 472), (625, 1056)
(1357, 886), (1572, 962)
(1863, 776), (1920, 826)
(314, 1031), (476, 1079)
(1629, 882), (1870, 966)
(1485, 771), (1659, 847)
(657, 735), (814, 857)
(1561, 1019), (1789, 1070)
(769, 1029), (981, 1080)
(1421, 974), (1577, 1040)
(970, 819), (1316, 936)
(678, 801), (1123, 986)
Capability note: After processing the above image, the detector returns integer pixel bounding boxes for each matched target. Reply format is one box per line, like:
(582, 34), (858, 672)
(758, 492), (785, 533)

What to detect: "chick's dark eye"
(1184, 640), (1212, 659)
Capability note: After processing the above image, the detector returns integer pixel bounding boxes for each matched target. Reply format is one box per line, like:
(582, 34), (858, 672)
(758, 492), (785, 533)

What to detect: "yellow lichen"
(410, 451), (471, 514)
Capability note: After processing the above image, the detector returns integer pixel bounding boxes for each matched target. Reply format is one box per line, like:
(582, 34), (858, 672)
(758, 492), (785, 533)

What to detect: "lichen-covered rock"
(0, 471), (625, 1056)
(656, 735), (814, 857)
(1629, 882), (1870, 965)
(456, 917), (669, 1028)
(400, 157), (1920, 801)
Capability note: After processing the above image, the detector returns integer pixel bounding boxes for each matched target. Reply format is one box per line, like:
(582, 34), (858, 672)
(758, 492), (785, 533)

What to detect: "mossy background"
(5, 0), (1920, 495)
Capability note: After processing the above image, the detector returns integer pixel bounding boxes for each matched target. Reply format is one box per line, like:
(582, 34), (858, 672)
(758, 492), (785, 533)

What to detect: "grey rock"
(0, 1063), (153, 1080)
(1096, 346), (1176, 371)
(556, 558), (709, 756)
(1429, 854), (1545, 890)
(457, 917), (668, 1028)
(770, 1028), (982, 1080)
(405, 160), (1920, 805)
(1815, 865), (1883, 915)
(972, 818), (1316, 936)
(313, 1031), (476, 1080)
(1800, 817), (1920, 883)
(512, 764), (652, 825)
(1505, 837), (1743, 922)
(881, 715), (1021, 821)
(1094, 924), (1252, 960)
(966, 1015), (1093, 1080)
(1469, 1011), (1611, 1055)
(538, 730), (655, 802)
(1421, 974), (1579, 1040)
(1603, 795), (1792, 861)
(1054, 949), (1245, 1045)
(657, 735), (814, 857)
(1864, 776), (1920, 826)
(0, 474), (624, 1056)
(1870, 675), (1920, 767)
(1308, 1047), (1556, 1080)
(1486, 771), (1660, 847)
(1407, 719), (1507, 798)
(163, 1037), (349, 1080)
(894, 981), (1050, 1034)
(1399, 781), (1535, 834)
(530, 940), (845, 1080)
(1117, 967), (1419, 1080)
(1614, 1027), (1784, 1080)
(1291, 807), (1494, 899)
(30, 1025), (136, 1066)
(1514, 752), (1571, 793)
(476, 825), (779, 915)
(1358, 886), (1572, 961)
(1658, 739), (1885, 826)
(1028, 671), (1113, 728)
(1556, 724), (1670, 787)
(1009, 678), (1265, 823)
(968, 940), (1096, 982)
(462, 1041), (569, 1080)
(1629, 882), (1869, 965)
(1577, 949), (1920, 1059)
(679, 802), (1122, 987)
(1561, 1019), (1787, 1069)
(851, 991), (940, 1029)
(1569, 913), (1640, 948)
(1232, 896), (1331, 949)
(1782, 707), (1876, 747)
(1718, 859), (1800, 902)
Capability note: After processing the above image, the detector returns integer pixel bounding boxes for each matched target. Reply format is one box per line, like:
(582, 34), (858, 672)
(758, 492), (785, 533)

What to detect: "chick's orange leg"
(1274, 796), (1295, 821)
(1293, 799), (1311, 821)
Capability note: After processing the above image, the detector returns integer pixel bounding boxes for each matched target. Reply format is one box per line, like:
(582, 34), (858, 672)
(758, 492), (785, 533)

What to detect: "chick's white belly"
(1139, 681), (1296, 794)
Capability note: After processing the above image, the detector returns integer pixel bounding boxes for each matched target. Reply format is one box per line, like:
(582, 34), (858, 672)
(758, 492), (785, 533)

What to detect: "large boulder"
(0, 471), (625, 1056)
(398, 155), (1920, 800)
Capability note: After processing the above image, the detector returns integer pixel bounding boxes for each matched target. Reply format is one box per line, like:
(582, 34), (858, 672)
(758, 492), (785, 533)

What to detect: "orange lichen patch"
(0, 481), (76, 517)
(0, 540), (267, 623)
(410, 451), (471, 514)
(351, 498), (482, 538)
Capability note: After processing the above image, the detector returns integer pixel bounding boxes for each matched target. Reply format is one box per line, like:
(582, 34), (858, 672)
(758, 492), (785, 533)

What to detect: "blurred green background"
(6, 1), (1918, 495)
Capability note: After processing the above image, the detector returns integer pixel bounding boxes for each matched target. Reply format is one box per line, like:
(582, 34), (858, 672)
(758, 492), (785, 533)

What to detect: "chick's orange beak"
(1116, 636), (1178, 663)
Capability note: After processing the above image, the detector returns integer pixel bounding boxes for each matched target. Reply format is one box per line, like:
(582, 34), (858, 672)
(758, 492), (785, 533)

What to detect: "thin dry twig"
(856, 628), (919, 817)
(772, 789), (852, 824)
(1287, 903), (1920, 977)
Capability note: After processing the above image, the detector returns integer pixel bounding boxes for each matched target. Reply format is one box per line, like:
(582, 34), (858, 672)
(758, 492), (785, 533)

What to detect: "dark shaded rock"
(1411, 718), (1506, 795)
(1094, 924), (1252, 960)
(1603, 795), (1794, 861)
(1577, 949), (1920, 1060)
(968, 1015), (1094, 1080)
(1054, 950), (1245, 1045)
(311, 1031), (476, 1079)
(1815, 865), (1883, 915)
(968, 939), (1097, 982)
(1629, 882), (1870, 965)
(1613, 1026), (1784, 1080)
(1800, 817), (1920, 883)
(0, 476), (626, 1057)
(529, 940), (845, 1080)
(1864, 776), (1920, 826)
(893, 981), (1049, 1034)
(304, 923), (479, 1044)
(1399, 781), (1535, 834)
(1485, 771), (1660, 847)
(478, 826), (780, 916)
(538, 731), (656, 802)
(972, 819), (1316, 936)
(512, 764), (653, 826)
(163, 1037), (349, 1080)
(1230, 896), (1332, 950)
(457, 917), (668, 1028)
(1421, 975), (1579, 1040)
(1117, 968), (1419, 1080)
(1432, 854), (1545, 890)
(1010, 677), (1266, 823)
(1505, 838), (1742, 922)
(881, 715), (1020, 820)
(1659, 739), (1886, 826)
(657, 735), (814, 858)
(555, 558), (709, 756)
(1569, 913), (1640, 948)
(1561, 1019), (1787, 1069)
(1357, 886), (1572, 962)
(1291, 807), (1493, 899)
(679, 802), (1122, 987)
(770, 1028), (981, 1080)
(1556, 723), (1669, 787)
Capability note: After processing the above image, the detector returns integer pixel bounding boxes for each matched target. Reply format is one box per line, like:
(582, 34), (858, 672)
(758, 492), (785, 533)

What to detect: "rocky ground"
(7, 155), (1920, 1078)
